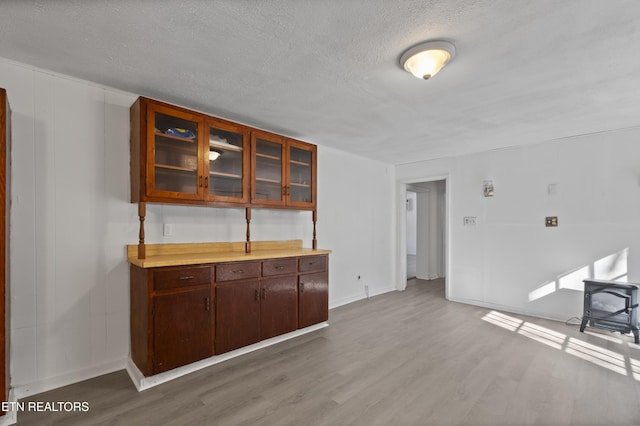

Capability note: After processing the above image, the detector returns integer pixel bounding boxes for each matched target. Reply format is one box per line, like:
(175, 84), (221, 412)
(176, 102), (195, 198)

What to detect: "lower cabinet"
(215, 258), (299, 355)
(260, 275), (298, 340)
(130, 254), (328, 376)
(215, 279), (261, 354)
(298, 256), (329, 328)
(130, 264), (214, 376)
(153, 288), (213, 373)
(299, 271), (329, 329)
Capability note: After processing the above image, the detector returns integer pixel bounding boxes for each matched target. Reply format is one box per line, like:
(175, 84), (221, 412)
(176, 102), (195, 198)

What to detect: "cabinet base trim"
(126, 322), (328, 391)
(0, 389), (17, 425)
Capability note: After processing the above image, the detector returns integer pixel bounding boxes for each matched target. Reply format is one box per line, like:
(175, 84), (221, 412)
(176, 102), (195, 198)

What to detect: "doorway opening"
(397, 177), (448, 297)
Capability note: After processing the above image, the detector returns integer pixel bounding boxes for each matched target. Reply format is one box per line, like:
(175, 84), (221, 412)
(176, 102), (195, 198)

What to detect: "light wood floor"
(16, 278), (640, 425)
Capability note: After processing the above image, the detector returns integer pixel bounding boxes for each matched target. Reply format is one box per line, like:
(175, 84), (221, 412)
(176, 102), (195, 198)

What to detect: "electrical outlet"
(365, 285), (369, 298)
(163, 223), (173, 236)
(545, 216), (558, 227)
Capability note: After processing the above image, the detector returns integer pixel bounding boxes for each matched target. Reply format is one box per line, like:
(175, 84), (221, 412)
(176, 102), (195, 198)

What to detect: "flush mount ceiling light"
(400, 40), (456, 80)
(209, 148), (222, 161)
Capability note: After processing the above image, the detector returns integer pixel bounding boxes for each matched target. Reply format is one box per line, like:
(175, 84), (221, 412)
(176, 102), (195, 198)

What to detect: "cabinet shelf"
(155, 132), (197, 143)
(210, 171), (242, 179)
(256, 177), (282, 184)
(290, 160), (311, 167)
(155, 164), (196, 173)
(290, 182), (311, 188)
(256, 153), (281, 161)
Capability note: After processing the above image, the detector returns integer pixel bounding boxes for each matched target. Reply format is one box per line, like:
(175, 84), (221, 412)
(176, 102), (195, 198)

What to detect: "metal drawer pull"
(179, 276), (194, 280)
(275, 266), (285, 270)
(205, 297), (210, 311)
(232, 269), (244, 274)
(300, 282), (305, 292)
(255, 289), (259, 301)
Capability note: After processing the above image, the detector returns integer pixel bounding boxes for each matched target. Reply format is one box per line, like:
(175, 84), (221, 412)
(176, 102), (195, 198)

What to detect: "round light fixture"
(400, 40), (456, 80)
(209, 148), (222, 161)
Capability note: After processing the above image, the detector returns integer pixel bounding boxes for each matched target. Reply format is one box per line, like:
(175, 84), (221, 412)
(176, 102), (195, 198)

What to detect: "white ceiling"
(1, 1), (639, 165)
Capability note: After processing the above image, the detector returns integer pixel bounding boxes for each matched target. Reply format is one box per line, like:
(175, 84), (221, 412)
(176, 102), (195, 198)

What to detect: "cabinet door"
(261, 276), (298, 340)
(146, 103), (204, 201)
(215, 280), (261, 354)
(286, 139), (316, 209)
(251, 131), (286, 206)
(205, 118), (250, 204)
(298, 272), (328, 328)
(153, 288), (213, 374)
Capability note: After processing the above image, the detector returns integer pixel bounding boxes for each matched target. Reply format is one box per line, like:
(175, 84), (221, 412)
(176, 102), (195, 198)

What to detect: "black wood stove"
(580, 279), (640, 343)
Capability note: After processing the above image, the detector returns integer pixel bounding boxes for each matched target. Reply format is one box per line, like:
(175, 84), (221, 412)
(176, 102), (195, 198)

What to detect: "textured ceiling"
(1, 1), (639, 165)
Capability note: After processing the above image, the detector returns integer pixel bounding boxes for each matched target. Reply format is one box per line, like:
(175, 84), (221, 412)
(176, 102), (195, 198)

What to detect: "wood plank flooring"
(16, 278), (640, 425)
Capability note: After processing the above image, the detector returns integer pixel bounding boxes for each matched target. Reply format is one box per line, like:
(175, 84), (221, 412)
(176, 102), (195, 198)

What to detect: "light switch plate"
(463, 217), (477, 226)
(545, 216), (558, 227)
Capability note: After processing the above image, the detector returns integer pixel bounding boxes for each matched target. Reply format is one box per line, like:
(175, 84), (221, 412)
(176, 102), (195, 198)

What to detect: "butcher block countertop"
(127, 240), (331, 268)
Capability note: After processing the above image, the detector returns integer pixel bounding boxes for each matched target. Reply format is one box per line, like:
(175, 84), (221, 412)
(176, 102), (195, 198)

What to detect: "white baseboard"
(127, 322), (329, 392)
(448, 296), (573, 323)
(329, 286), (396, 309)
(12, 359), (126, 400)
(0, 389), (17, 425)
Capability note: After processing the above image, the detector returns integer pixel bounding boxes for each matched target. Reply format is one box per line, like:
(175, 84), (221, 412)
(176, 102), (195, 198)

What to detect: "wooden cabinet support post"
(138, 202), (146, 259)
(312, 209), (317, 250)
(245, 207), (252, 253)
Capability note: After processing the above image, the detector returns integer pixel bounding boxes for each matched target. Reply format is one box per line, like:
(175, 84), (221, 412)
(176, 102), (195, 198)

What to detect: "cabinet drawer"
(298, 255), (327, 273)
(216, 261), (261, 282)
(154, 266), (212, 291)
(262, 258), (297, 277)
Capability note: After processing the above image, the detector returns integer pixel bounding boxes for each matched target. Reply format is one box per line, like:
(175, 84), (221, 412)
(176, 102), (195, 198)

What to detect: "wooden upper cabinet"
(205, 118), (250, 204)
(145, 102), (204, 201)
(251, 131), (286, 207)
(286, 138), (316, 209)
(251, 131), (317, 209)
(131, 96), (316, 209)
(131, 97), (250, 206)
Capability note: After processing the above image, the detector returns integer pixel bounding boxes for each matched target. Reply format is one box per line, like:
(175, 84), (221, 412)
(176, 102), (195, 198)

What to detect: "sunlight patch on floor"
(482, 310), (639, 379)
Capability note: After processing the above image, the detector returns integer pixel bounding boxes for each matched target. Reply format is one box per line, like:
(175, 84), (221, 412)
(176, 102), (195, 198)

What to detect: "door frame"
(396, 174), (450, 299)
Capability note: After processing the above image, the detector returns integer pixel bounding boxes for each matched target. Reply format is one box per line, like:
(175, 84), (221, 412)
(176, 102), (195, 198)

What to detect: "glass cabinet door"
(252, 133), (285, 205)
(147, 106), (202, 200)
(206, 120), (249, 203)
(287, 142), (315, 207)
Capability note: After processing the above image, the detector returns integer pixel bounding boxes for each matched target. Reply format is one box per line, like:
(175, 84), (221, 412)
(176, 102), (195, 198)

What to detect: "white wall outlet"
(163, 223), (173, 237)
(365, 284), (370, 298)
(463, 216), (477, 226)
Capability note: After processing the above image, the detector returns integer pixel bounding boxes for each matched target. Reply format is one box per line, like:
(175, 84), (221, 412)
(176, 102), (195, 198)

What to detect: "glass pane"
(289, 147), (312, 203)
(209, 126), (244, 198)
(153, 112), (198, 194)
(254, 139), (282, 201)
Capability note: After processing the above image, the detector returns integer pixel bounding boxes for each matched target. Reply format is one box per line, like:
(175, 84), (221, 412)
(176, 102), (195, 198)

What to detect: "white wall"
(397, 127), (640, 321)
(406, 192), (417, 255)
(0, 57), (396, 397)
(318, 146), (396, 306)
(416, 192), (430, 279)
